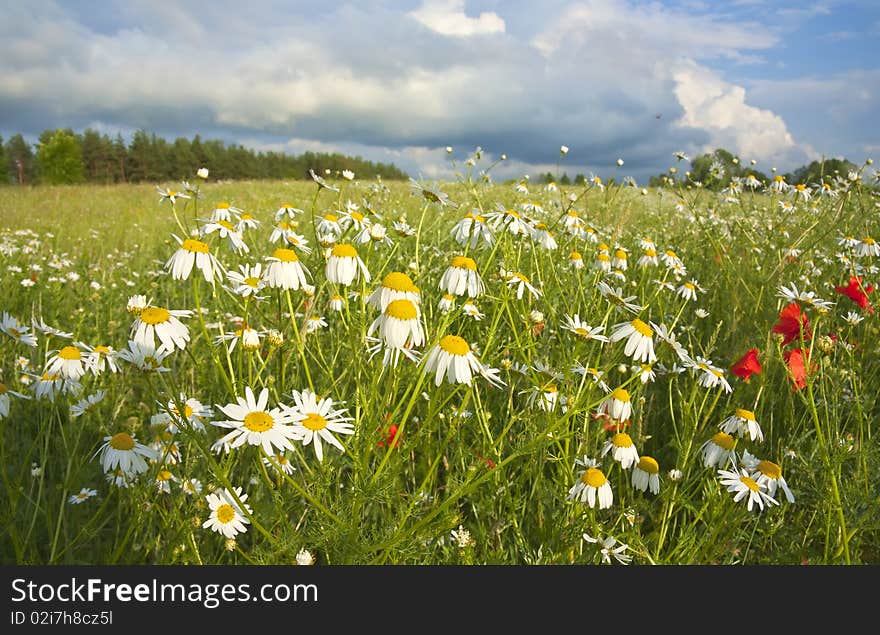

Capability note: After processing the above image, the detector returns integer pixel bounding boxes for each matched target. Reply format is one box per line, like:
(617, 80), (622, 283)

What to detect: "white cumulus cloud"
(408, 0), (505, 37)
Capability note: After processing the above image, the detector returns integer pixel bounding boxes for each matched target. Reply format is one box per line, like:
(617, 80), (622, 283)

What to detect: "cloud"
(0, 0), (850, 182)
(408, 0), (505, 37)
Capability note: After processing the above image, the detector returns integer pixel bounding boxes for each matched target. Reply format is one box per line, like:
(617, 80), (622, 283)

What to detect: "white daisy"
(286, 389), (355, 462)
(94, 432), (157, 476)
(326, 244), (371, 286)
(439, 256), (484, 297)
(422, 335), (504, 388)
(718, 467), (779, 512)
(130, 305), (192, 351)
(166, 234), (225, 282)
(263, 248), (311, 291)
(203, 486), (252, 539)
(212, 386), (301, 455)
(567, 456), (613, 509)
(631, 456), (661, 494)
(609, 319), (657, 364)
(601, 432), (639, 469)
(719, 408), (764, 443)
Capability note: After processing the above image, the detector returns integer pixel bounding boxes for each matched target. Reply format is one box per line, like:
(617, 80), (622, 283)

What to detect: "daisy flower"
(269, 220), (295, 244)
(69, 390), (106, 418)
(80, 343), (119, 375)
(304, 316), (328, 334)
(95, 432), (158, 476)
(31, 317), (73, 339)
(32, 372), (81, 402)
(203, 486), (252, 539)
(439, 256), (485, 297)
(451, 211), (494, 248)
(855, 237), (878, 258)
(126, 294), (148, 315)
(155, 469), (176, 494)
(745, 457), (795, 503)
(462, 299), (485, 320)
(717, 468), (779, 512)
(594, 251), (612, 272)
(422, 335), (505, 388)
(286, 388), (355, 462)
(661, 249), (684, 271)
(410, 178), (456, 207)
(633, 363), (656, 383)
(263, 452), (296, 475)
(597, 387), (632, 422)
(317, 213), (343, 237)
(601, 432), (639, 469)
(571, 365), (610, 392)
(583, 533), (632, 565)
(719, 408), (764, 443)
(367, 299), (424, 350)
(130, 305), (192, 351)
(235, 213), (260, 233)
(562, 313), (608, 342)
(521, 383), (561, 412)
(45, 345), (91, 380)
(275, 203), (304, 222)
(567, 456), (613, 509)
(263, 248), (311, 291)
(530, 223), (558, 250)
(295, 548), (316, 565)
(486, 205), (530, 236)
(609, 319), (657, 363)
(157, 186), (190, 205)
(700, 431), (738, 468)
(326, 244), (371, 286)
(226, 263), (267, 298)
(393, 219), (417, 237)
(676, 280), (703, 302)
(201, 219), (249, 254)
(0, 381), (30, 419)
(166, 234), (224, 282)
(569, 250), (585, 270)
(212, 386), (302, 456)
(329, 294), (346, 312)
(151, 395), (213, 433)
(597, 281), (643, 314)
(611, 248), (628, 271)
(638, 248), (659, 268)
(437, 293), (456, 314)
(687, 356), (733, 393)
(68, 487), (98, 504)
(777, 282), (835, 311)
(1, 312), (38, 347)
(182, 478), (203, 496)
(505, 272), (542, 300)
(117, 339), (172, 373)
(632, 456), (661, 494)
(208, 202), (242, 222)
(366, 272), (421, 312)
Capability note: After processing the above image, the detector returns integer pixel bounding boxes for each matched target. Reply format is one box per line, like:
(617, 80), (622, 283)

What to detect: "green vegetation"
(0, 156), (878, 565)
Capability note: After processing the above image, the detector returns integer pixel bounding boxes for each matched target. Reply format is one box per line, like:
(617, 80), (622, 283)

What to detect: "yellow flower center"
(139, 307), (171, 325)
(863, 238), (876, 245)
(442, 293), (455, 302)
(796, 184), (806, 191)
(280, 203), (293, 209)
(612, 432), (633, 448)
(665, 250), (678, 258)
(597, 253), (610, 262)
(331, 244), (358, 258)
(243, 411), (274, 433)
(172, 404), (194, 419)
(350, 211), (364, 222)
(631, 319), (653, 337)
(506, 209), (519, 217)
(756, 460), (782, 480)
(272, 248), (299, 262)
(240, 214), (253, 221)
(302, 413), (327, 431)
(41, 373), (60, 381)
(735, 408), (756, 421)
(244, 276), (260, 288)
(610, 388), (630, 403)
(637, 456), (659, 474)
(216, 504), (235, 524)
(439, 335), (470, 356)
(216, 202), (230, 209)
(514, 273), (530, 283)
(58, 346), (81, 361)
(581, 467), (607, 487)
(644, 248), (656, 257)
(451, 256), (477, 271)
(109, 432), (135, 451)
(94, 345), (110, 355)
(385, 299), (419, 320)
(182, 239), (210, 253)
(574, 327), (592, 338)
(157, 470), (173, 482)
(323, 214), (338, 223)
(570, 251), (582, 260)
(382, 272), (416, 293)
(774, 175), (784, 182)
(614, 250), (627, 259)
(218, 220), (235, 232)
(740, 475), (760, 492)
(684, 282), (695, 291)
(0, 383), (7, 394)
(711, 431), (736, 451)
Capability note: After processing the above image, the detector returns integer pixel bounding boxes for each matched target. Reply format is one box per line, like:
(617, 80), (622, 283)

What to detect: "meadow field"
(1, 158), (878, 565)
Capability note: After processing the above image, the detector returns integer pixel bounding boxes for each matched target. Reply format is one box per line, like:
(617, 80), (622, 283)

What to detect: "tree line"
(1, 128), (410, 185)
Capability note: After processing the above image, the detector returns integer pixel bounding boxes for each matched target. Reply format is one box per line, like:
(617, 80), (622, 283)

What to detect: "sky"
(1, 0), (878, 183)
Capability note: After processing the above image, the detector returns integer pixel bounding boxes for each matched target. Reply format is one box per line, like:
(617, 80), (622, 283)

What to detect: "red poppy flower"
(783, 347), (815, 391)
(730, 348), (762, 382)
(377, 424), (401, 448)
(772, 302), (811, 346)
(834, 276), (874, 314)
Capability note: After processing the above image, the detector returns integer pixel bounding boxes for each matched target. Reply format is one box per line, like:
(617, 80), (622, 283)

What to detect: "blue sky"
(1, 0), (877, 182)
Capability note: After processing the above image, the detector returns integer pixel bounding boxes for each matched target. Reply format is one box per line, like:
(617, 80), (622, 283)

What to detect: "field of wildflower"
(1, 151), (878, 565)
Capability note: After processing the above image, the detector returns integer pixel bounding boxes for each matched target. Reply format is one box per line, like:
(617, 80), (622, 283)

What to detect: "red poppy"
(377, 424), (401, 449)
(783, 347), (815, 391)
(772, 302), (811, 346)
(834, 276), (874, 314)
(730, 348), (762, 382)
